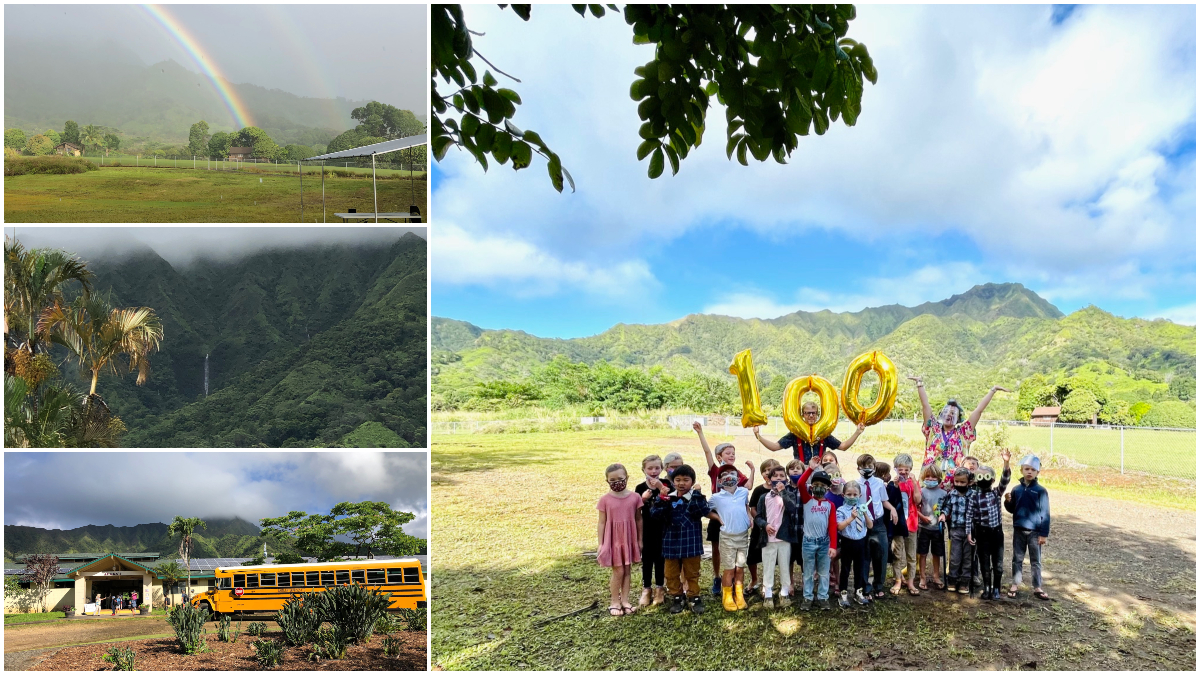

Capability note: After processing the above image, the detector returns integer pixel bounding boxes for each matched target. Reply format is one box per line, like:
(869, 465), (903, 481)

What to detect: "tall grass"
(5, 156), (98, 176)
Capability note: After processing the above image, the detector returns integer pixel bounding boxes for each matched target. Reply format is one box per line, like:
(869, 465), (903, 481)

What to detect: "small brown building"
(1030, 406), (1061, 426)
(54, 142), (82, 157)
(228, 146), (253, 161)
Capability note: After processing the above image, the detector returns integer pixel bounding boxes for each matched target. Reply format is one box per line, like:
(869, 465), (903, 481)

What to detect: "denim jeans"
(867, 519), (889, 594)
(801, 536), (831, 601)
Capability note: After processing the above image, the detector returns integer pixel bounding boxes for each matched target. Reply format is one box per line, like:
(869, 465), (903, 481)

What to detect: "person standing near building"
(130, 590), (139, 613)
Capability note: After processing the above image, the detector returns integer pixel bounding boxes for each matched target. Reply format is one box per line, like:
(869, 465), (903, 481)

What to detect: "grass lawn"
(4, 166), (427, 222)
(5, 611), (66, 624)
(432, 429), (1196, 670)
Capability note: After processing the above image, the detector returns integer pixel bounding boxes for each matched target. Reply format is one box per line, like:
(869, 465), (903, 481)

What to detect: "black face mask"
(955, 484), (969, 493)
(977, 480), (994, 491)
(810, 486), (828, 498)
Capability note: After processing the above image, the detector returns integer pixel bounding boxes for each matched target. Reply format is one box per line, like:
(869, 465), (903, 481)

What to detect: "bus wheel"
(199, 601), (214, 617)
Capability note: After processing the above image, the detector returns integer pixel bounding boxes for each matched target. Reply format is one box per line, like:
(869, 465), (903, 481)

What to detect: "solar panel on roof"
(304, 134), (427, 161)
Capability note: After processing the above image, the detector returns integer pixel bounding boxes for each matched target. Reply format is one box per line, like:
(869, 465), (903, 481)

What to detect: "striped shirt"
(651, 490), (711, 560)
(938, 489), (971, 529)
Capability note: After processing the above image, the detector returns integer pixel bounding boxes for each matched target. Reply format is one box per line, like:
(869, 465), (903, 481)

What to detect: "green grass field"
(432, 429), (1195, 670)
(5, 165), (427, 222)
(91, 155), (426, 178)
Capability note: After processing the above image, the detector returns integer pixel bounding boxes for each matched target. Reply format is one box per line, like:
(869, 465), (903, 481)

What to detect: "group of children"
(595, 423), (1052, 616)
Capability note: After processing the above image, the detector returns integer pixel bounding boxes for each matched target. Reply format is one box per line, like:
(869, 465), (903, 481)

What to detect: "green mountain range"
(3, 518), (299, 564)
(4, 37), (406, 147)
(433, 283), (1196, 420)
(54, 234), (427, 447)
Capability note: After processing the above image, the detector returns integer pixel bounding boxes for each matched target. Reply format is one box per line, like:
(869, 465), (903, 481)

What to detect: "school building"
(5, 552), (430, 614)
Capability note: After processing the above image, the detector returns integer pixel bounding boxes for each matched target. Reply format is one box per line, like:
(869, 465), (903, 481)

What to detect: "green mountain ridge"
(433, 283), (1195, 420)
(48, 234), (427, 447)
(3, 517), (299, 564)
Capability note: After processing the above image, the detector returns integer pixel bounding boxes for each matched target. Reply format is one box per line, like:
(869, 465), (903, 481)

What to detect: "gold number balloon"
(728, 349), (768, 428)
(782, 375), (839, 444)
(840, 350), (899, 426)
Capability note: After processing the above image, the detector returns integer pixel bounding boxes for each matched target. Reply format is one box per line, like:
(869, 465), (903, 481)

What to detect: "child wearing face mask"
(753, 465), (801, 608)
(890, 454), (922, 596)
(785, 459), (807, 588)
(938, 467), (974, 594)
(694, 421), (755, 598)
(649, 464), (710, 615)
(636, 455), (671, 607)
(708, 465), (753, 611)
(856, 454), (898, 599)
(836, 480), (873, 607)
(822, 462), (845, 596)
(916, 464), (947, 590)
(747, 458), (784, 600)
(966, 450), (1012, 600)
(795, 467), (839, 611)
(597, 463), (643, 616)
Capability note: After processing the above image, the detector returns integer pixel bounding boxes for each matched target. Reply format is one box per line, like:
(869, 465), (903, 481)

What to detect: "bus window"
(367, 569), (386, 584)
(234, 574), (246, 588)
(278, 572), (291, 587)
(336, 570), (350, 585)
(260, 573), (276, 587)
(403, 568), (420, 584)
(290, 572), (304, 586)
(247, 574), (259, 588)
(351, 570), (366, 584)
(308, 571), (321, 586)
(218, 577), (232, 590)
(387, 568), (403, 584)
(321, 571), (335, 586)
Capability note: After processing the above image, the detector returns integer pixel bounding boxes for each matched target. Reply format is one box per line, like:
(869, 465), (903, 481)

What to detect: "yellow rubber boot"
(734, 583), (748, 610)
(721, 585), (737, 611)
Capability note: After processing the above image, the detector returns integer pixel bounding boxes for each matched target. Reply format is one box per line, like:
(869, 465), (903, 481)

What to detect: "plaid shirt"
(938, 489), (971, 529)
(650, 490), (710, 560)
(966, 468), (1011, 536)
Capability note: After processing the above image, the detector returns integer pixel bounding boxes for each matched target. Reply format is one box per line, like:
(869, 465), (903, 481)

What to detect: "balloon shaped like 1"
(728, 349), (768, 428)
(782, 375), (839, 444)
(840, 350), (900, 426)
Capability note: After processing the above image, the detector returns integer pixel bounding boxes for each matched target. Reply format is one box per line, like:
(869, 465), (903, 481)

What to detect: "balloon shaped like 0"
(728, 349), (768, 428)
(782, 375), (839, 444)
(840, 350), (900, 426)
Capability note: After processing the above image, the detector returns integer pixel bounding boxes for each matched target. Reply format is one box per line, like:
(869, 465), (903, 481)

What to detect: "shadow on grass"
(433, 513), (1195, 671)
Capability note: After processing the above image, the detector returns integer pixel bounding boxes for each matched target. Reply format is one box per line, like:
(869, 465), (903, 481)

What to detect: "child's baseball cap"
(810, 471), (832, 487)
(1020, 455), (1041, 471)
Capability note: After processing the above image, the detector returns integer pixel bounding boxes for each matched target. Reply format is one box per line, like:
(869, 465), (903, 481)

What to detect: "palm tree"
(4, 239), (93, 355)
(154, 561), (187, 606)
(166, 517), (207, 601)
(41, 293), (163, 396)
(4, 375), (124, 448)
(80, 125), (102, 156)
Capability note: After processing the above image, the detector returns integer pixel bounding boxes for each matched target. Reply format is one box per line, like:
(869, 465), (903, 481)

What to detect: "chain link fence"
(432, 415), (1197, 481)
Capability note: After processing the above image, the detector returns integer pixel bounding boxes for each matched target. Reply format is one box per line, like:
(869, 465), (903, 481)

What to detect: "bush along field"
(19, 587), (428, 671)
(3, 165), (427, 223)
(431, 428), (1197, 671)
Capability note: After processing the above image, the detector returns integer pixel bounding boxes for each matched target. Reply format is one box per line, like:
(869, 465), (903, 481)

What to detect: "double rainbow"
(140, 4), (252, 129)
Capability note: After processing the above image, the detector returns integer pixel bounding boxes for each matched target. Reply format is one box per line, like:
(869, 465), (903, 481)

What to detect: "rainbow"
(139, 4), (252, 130)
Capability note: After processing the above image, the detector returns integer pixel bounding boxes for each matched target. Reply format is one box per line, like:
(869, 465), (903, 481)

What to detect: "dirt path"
(4, 618), (175, 653)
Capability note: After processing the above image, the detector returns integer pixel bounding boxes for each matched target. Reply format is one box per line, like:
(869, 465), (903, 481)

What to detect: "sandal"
(907, 587), (920, 596)
(918, 579), (928, 591)
(889, 585), (903, 596)
(1033, 590), (1050, 601)
(622, 604), (637, 615)
(932, 579), (945, 590)
(609, 605), (623, 616)
(874, 590), (887, 599)
(1006, 588), (1018, 599)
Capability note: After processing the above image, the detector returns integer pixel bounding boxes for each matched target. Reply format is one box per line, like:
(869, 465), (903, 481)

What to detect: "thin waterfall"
(204, 354), (209, 398)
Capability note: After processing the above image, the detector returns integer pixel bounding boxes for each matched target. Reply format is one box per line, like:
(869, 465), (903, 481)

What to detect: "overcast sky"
(6, 226), (426, 268)
(4, 4), (425, 114)
(4, 452), (428, 539)
(432, 4), (1196, 337)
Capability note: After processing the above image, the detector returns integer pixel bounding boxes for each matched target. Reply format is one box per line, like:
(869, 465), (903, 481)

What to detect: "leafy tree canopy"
(188, 121), (210, 156)
(208, 131), (232, 158)
(24, 134), (54, 156)
(432, 3), (876, 192)
(104, 133), (121, 152)
(351, 101), (425, 139)
(62, 120), (80, 145)
(5, 128), (27, 149)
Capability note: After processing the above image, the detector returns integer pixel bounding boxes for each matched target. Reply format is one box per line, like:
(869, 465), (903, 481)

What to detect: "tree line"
(4, 121), (119, 157)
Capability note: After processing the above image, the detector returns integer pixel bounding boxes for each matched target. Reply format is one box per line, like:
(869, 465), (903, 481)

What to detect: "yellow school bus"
(190, 558), (426, 617)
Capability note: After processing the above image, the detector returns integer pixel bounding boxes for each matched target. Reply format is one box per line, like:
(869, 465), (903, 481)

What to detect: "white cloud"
(432, 222), (658, 299)
(1148, 304), (1197, 326)
(434, 4), (1195, 307)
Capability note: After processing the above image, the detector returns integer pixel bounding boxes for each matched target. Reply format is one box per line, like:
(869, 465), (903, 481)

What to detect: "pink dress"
(596, 491), (642, 567)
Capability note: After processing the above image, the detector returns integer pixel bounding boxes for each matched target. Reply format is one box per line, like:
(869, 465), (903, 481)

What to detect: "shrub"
(110, 160), (122, 167)
(382, 634), (405, 657)
(309, 583), (392, 645)
(246, 621), (268, 637)
(308, 626), (351, 662)
(216, 614), (232, 642)
(373, 613), (399, 635)
(4, 155), (99, 176)
(102, 645), (136, 671)
(252, 639), (285, 668)
(274, 595), (320, 646)
(231, 619), (242, 643)
(167, 602), (209, 654)
(397, 608), (427, 632)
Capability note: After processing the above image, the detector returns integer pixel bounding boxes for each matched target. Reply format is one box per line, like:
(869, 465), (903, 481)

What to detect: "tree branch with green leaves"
(431, 4), (875, 191)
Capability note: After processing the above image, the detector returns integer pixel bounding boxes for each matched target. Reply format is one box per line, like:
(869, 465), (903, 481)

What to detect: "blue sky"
(433, 4), (1196, 339)
(4, 452), (428, 538)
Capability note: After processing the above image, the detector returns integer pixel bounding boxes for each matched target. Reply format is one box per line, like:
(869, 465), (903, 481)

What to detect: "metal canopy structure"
(304, 134), (427, 223)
